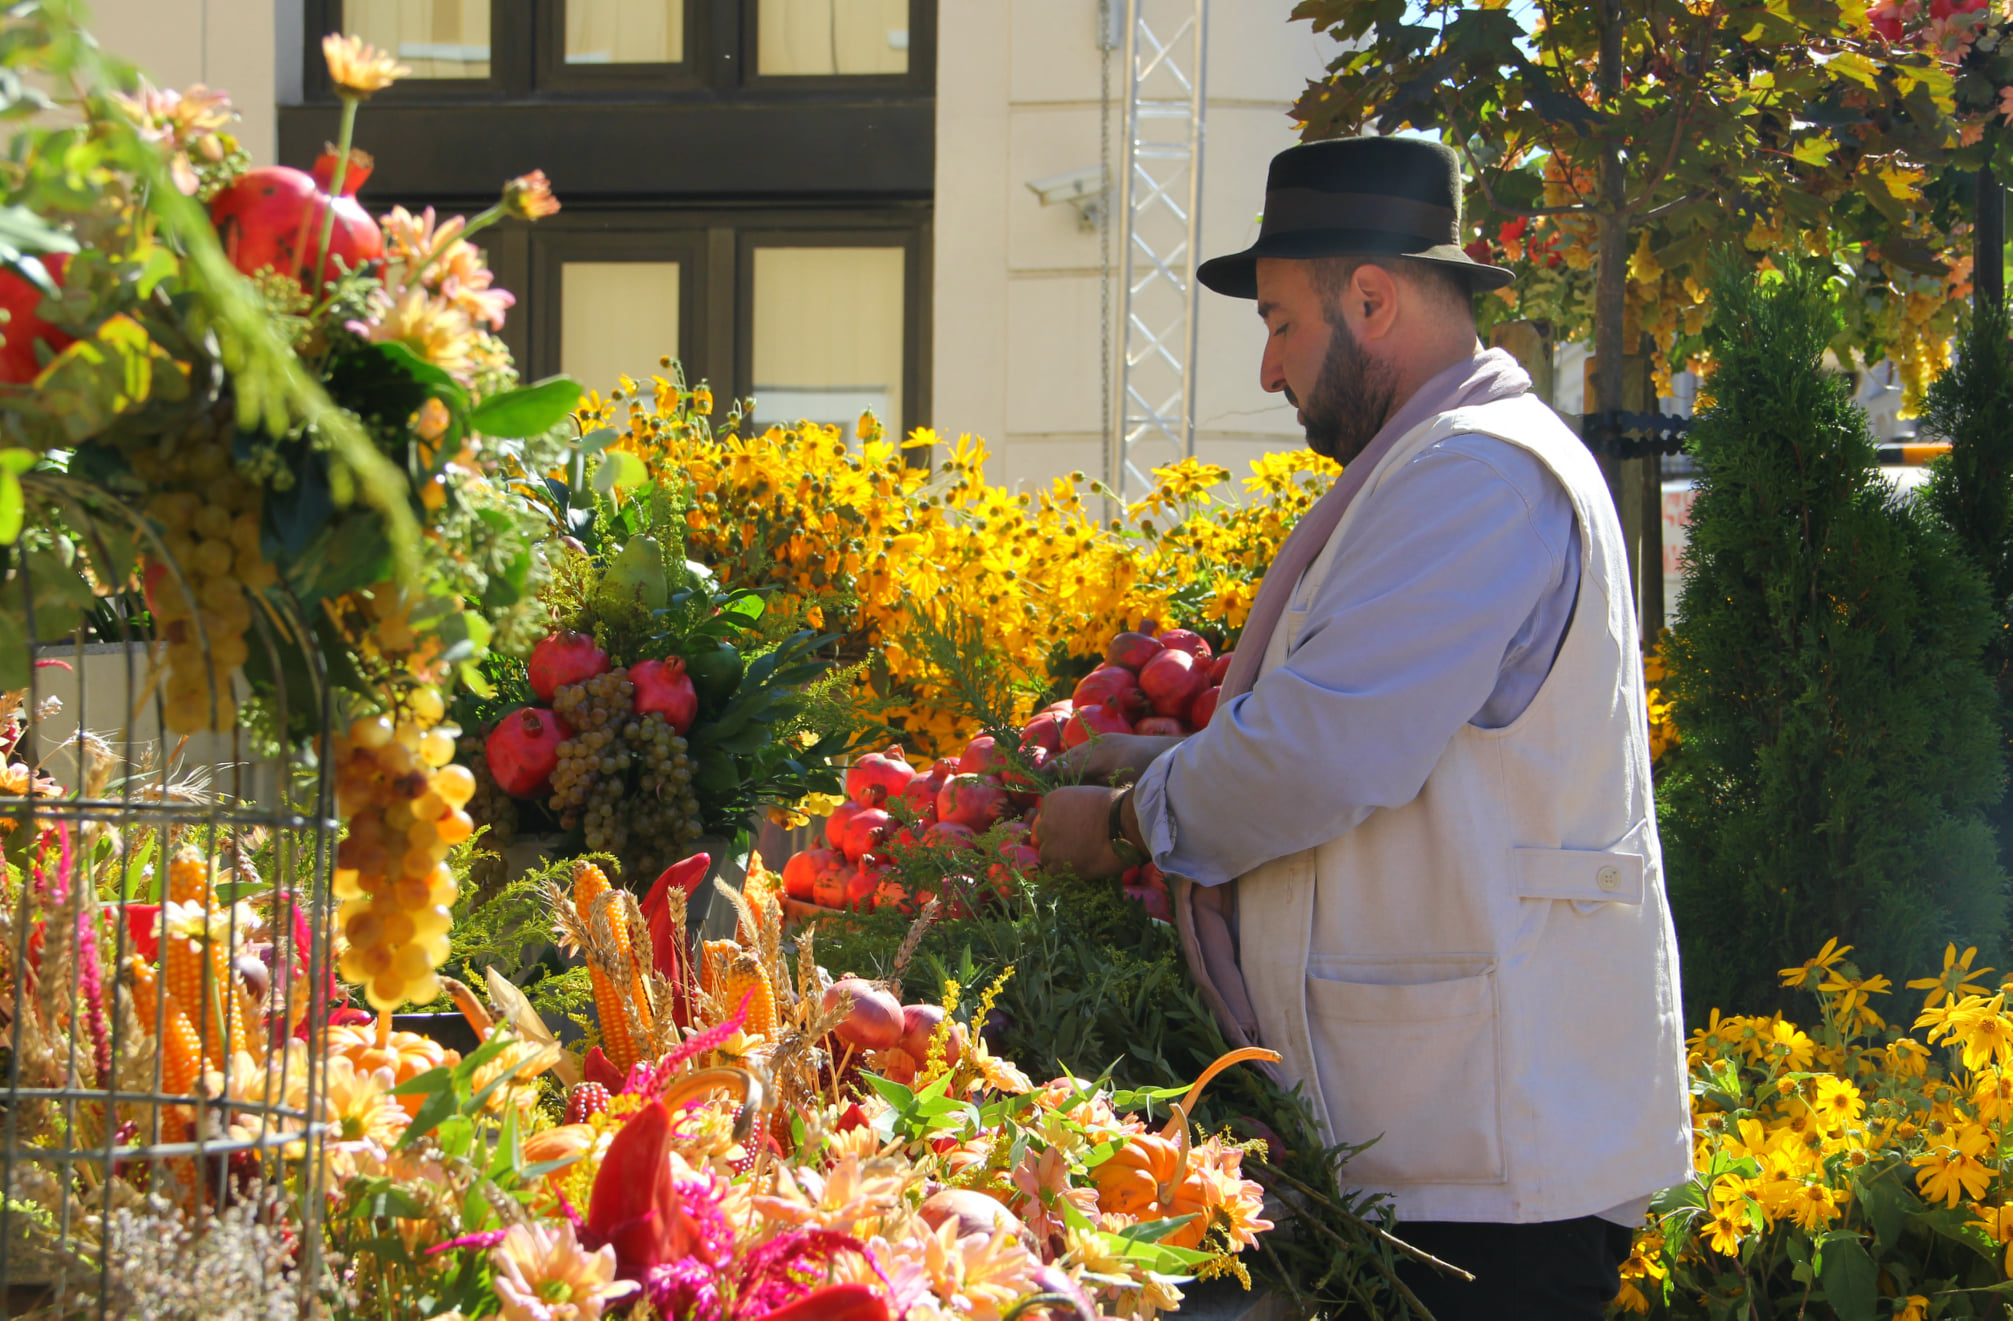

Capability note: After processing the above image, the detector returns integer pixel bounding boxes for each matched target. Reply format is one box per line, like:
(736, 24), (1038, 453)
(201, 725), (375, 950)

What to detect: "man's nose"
(1259, 343), (1286, 394)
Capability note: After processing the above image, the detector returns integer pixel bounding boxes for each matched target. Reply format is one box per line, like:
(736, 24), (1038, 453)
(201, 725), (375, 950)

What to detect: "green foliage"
(1923, 300), (2013, 697)
(1661, 259), (2006, 1019)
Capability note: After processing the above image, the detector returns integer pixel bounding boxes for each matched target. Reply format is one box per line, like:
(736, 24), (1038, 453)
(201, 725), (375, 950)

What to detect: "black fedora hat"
(1197, 135), (1513, 299)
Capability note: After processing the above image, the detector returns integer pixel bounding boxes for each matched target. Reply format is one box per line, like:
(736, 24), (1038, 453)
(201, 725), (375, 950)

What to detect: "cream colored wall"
(932, 0), (1337, 492)
(89, 0), (278, 165)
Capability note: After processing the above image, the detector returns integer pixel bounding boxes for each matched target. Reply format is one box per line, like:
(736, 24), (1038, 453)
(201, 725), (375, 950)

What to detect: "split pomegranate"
(937, 774), (1010, 831)
(1140, 648), (1208, 719)
(485, 707), (571, 798)
(630, 657), (698, 733)
(0, 255), (73, 384)
(210, 147), (384, 287)
(846, 745), (915, 806)
(1105, 630), (1165, 673)
(526, 630), (610, 702)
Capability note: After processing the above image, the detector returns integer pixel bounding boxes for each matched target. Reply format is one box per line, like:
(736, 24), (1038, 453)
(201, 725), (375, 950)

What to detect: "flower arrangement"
(1626, 939), (2013, 1317)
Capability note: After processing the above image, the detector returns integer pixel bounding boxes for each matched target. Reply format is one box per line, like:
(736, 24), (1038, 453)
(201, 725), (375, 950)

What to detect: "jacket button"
(1596, 865), (1620, 892)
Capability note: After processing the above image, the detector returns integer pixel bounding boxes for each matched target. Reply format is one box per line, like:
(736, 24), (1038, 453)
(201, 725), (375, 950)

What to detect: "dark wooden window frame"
(301, 0), (936, 101)
(514, 205), (930, 430)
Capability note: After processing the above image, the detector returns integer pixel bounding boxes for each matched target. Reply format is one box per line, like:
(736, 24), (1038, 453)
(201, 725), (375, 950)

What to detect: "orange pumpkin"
(1091, 1131), (1183, 1217)
(327, 1023), (460, 1118)
(521, 1123), (600, 1210)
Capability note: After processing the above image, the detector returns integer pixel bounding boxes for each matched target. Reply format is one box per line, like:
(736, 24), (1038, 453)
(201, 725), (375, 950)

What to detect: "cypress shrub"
(1660, 261), (2005, 1021)
(1919, 300), (2013, 867)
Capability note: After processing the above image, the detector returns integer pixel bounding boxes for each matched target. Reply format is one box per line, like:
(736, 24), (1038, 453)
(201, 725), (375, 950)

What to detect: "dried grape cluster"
(133, 414), (278, 734)
(550, 669), (704, 879)
(332, 688), (474, 1011)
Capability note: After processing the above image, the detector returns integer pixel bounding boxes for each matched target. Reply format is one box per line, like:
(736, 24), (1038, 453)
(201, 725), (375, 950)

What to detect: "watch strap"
(1108, 787), (1149, 868)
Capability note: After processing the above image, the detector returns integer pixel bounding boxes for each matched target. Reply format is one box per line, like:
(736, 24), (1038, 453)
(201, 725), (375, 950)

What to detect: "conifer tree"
(1661, 261), (2005, 1020)
(1921, 302), (2013, 782)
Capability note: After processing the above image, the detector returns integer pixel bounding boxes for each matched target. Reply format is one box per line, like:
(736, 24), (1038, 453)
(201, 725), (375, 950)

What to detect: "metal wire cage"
(0, 473), (336, 1317)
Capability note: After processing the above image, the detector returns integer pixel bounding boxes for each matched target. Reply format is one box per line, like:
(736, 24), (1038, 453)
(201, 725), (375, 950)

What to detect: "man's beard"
(1287, 314), (1399, 463)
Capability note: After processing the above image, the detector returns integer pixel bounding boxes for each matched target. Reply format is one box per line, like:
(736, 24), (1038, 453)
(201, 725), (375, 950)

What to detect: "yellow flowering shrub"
(1626, 940), (2013, 1318)
(574, 375), (1336, 753)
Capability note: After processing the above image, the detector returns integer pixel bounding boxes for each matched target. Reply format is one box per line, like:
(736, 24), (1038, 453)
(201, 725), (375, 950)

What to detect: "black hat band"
(1262, 187), (1457, 245)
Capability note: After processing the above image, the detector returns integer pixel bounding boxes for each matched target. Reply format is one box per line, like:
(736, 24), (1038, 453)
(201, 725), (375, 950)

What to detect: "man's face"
(1254, 257), (1398, 463)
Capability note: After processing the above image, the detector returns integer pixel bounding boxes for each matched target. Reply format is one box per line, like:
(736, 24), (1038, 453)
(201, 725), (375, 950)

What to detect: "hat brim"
(1196, 229), (1515, 299)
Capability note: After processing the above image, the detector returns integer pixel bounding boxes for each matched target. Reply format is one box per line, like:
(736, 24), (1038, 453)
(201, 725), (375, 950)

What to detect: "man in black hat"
(1037, 136), (1689, 1318)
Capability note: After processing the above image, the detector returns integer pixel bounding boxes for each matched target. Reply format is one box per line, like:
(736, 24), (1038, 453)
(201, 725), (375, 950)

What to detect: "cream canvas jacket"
(1180, 392), (1691, 1224)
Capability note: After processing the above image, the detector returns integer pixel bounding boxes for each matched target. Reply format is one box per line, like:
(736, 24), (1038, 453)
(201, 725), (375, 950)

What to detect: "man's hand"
(1051, 733), (1185, 786)
(1034, 785), (1128, 880)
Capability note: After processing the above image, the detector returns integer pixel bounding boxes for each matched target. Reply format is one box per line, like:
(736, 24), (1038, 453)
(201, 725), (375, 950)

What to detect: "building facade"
(89, 0), (1331, 490)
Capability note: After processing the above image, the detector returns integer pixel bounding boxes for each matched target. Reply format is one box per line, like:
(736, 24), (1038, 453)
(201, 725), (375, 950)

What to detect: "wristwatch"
(1107, 786), (1149, 868)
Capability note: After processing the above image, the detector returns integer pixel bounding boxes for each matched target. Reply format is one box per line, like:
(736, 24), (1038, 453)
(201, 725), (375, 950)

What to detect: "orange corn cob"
(720, 954), (777, 1039)
(129, 956), (161, 1027)
(699, 939), (739, 998)
(572, 862), (653, 1073)
(159, 994), (203, 1144)
(166, 847), (210, 903)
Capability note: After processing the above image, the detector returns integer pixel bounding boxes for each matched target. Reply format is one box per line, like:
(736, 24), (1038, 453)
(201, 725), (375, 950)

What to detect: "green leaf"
(1816, 1234), (1876, 1321)
(399, 1084), (464, 1146)
(468, 376), (584, 438)
(591, 449), (647, 495)
(390, 1063), (457, 1098)
(0, 469), (21, 545)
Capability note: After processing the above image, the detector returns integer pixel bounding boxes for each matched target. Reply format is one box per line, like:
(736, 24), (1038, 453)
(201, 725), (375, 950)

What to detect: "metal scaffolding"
(1106, 0), (1209, 503)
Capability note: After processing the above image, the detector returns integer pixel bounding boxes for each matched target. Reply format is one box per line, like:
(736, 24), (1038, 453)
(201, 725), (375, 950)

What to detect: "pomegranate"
(630, 657), (698, 734)
(839, 807), (894, 863)
(1156, 628), (1212, 661)
(1139, 648), (1208, 719)
(898, 1003), (965, 1069)
(210, 147), (384, 287)
(1073, 665), (1139, 708)
(874, 876), (914, 914)
(1209, 651), (1234, 685)
(782, 848), (841, 901)
(0, 255), (73, 384)
(826, 801), (867, 851)
(1104, 631), (1165, 673)
(1062, 702), (1133, 749)
(847, 746), (915, 806)
(899, 757), (956, 821)
(823, 978), (904, 1051)
(1190, 685), (1222, 729)
(996, 841), (1042, 874)
(957, 734), (1007, 776)
(1041, 699), (1076, 716)
(1135, 715), (1189, 737)
(937, 774), (1010, 831)
(810, 866), (848, 909)
(485, 708), (571, 798)
(527, 630), (609, 702)
(1001, 748), (1049, 809)
(843, 863), (882, 908)
(994, 819), (1030, 848)
(1020, 712), (1066, 756)
(923, 820), (978, 849)
(1123, 883), (1174, 923)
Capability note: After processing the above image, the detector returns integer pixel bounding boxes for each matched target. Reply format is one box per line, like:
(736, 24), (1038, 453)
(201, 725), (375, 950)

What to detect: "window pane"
(562, 263), (680, 394)
(344, 0), (492, 79)
(565, 0), (684, 64)
(758, 0), (909, 76)
(752, 247), (904, 437)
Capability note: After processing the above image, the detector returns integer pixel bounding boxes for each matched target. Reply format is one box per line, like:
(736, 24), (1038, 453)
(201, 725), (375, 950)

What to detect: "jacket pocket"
(1304, 965), (1505, 1185)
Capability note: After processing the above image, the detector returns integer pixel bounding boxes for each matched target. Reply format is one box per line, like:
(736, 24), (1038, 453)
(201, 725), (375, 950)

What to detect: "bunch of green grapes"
(137, 428), (276, 735)
(331, 687), (474, 1012)
(549, 672), (704, 878)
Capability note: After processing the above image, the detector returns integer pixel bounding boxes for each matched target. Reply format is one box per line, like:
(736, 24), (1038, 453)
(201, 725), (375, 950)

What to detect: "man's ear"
(1350, 262), (1401, 341)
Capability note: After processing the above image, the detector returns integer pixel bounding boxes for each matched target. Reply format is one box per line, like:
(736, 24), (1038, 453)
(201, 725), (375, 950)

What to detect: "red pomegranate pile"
(482, 630), (700, 801)
(782, 622), (1226, 924)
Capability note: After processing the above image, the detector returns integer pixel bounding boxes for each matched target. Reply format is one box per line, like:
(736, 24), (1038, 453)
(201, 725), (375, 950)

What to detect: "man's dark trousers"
(1390, 1215), (1634, 1320)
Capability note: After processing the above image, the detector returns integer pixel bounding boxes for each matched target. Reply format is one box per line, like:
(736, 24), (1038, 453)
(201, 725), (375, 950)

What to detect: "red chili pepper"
(755, 1284), (889, 1321)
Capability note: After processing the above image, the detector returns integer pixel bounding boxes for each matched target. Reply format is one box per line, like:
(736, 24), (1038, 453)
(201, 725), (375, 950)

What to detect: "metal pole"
(1108, 0), (1141, 502)
(1978, 163), (2004, 313)
(1179, 0), (1208, 459)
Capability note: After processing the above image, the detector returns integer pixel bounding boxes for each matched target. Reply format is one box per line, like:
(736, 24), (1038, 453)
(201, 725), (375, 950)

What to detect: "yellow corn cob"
(158, 993), (203, 1145)
(129, 957), (161, 1027)
(166, 847), (210, 904)
(572, 862), (653, 1073)
(699, 939), (740, 998)
(162, 935), (206, 1053)
(720, 953), (777, 1039)
(162, 934), (242, 1065)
